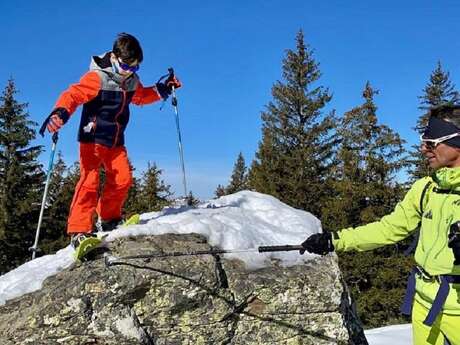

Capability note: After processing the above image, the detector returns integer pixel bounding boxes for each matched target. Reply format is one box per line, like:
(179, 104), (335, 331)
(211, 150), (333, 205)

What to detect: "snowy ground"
(0, 191), (412, 344)
(364, 324), (412, 345)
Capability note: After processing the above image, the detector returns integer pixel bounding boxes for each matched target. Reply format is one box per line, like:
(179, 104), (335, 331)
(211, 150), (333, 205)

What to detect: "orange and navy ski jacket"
(51, 52), (162, 147)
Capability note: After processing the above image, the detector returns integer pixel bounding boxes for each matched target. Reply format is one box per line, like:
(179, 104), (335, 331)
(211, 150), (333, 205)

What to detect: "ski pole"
(105, 244), (304, 266)
(30, 119), (59, 260)
(168, 68), (188, 197)
(157, 68), (188, 198)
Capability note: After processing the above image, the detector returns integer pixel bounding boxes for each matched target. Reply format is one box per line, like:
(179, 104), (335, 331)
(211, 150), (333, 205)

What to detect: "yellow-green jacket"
(333, 167), (460, 315)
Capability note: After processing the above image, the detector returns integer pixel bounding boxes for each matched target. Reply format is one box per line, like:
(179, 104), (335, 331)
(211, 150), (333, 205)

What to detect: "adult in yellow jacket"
(301, 104), (460, 345)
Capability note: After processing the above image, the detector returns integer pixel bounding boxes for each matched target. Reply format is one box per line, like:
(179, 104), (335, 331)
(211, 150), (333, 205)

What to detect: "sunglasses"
(118, 58), (140, 72)
(420, 132), (460, 149)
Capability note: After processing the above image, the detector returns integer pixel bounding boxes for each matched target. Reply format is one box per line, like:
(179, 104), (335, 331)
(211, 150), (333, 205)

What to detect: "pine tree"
(214, 184), (226, 198)
(135, 162), (172, 213)
(248, 30), (337, 216)
(123, 163), (142, 217)
(185, 191), (200, 207)
(408, 62), (460, 181)
(322, 82), (410, 327)
(226, 152), (248, 194)
(215, 152), (249, 197)
(322, 82), (407, 229)
(419, 61), (460, 111)
(0, 79), (44, 272)
(40, 158), (80, 254)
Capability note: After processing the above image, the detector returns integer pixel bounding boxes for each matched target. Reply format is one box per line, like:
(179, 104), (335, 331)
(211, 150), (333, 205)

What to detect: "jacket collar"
(90, 52), (135, 86)
(433, 167), (460, 190)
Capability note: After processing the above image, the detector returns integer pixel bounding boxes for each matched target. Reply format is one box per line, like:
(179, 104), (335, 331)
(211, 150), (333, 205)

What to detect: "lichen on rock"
(0, 233), (367, 344)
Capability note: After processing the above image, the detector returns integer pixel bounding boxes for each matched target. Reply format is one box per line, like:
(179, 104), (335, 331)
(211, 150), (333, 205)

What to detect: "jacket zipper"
(113, 89), (126, 148)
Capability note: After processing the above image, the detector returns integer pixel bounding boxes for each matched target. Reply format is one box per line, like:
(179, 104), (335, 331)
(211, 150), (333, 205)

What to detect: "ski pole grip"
(258, 245), (304, 253)
(52, 132), (59, 144)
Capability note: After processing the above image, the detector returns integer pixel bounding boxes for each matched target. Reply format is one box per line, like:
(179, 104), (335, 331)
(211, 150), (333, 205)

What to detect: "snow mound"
(0, 191), (321, 305)
(108, 190), (322, 268)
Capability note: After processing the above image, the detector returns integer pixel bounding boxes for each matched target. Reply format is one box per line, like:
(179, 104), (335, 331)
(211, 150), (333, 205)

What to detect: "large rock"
(0, 234), (367, 344)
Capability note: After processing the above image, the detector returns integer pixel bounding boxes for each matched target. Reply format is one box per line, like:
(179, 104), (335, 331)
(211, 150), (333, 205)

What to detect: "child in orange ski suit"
(45, 33), (181, 243)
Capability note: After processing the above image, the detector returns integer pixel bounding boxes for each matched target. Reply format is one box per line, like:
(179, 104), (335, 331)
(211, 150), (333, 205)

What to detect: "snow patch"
(365, 324), (412, 345)
(114, 316), (143, 340)
(0, 191), (320, 305)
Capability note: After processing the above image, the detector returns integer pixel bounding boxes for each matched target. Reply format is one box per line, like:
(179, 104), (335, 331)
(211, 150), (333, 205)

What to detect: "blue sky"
(1, 1), (460, 199)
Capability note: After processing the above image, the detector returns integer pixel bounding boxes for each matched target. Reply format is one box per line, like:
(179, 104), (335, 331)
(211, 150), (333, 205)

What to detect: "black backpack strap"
(403, 180), (432, 256)
(419, 181), (432, 215)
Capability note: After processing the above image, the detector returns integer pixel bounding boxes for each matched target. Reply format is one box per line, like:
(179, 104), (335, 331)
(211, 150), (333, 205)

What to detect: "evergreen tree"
(226, 152), (248, 194)
(135, 162), (172, 213)
(214, 184), (226, 198)
(185, 191), (200, 207)
(40, 158), (80, 254)
(322, 82), (410, 327)
(419, 61), (460, 111)
(0, 79), (44, 272)
(322, 82), (406, 229)
(214, 152), (249, 197)
(123, 166), (142, 218)
(248, 30), (337, 216)
(408, 62), (460, 181)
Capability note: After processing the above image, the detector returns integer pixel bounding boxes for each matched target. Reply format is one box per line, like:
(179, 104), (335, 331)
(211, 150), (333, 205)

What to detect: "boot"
(95, 218), (123, 232)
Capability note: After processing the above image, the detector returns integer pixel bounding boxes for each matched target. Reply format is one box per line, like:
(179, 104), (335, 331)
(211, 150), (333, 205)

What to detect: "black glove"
(156, 82), (171, 100)
(156, 76), (181, 100)
(300, 232), (334, 255)
(448, 222), (460, 265)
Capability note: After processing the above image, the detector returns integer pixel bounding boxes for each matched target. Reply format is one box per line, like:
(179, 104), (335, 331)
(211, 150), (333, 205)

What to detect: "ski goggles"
(118, 58), (140, 72)
(421, 117), (460, 149)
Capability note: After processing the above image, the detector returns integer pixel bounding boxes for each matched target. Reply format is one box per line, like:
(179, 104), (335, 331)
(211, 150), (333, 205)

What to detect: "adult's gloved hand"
(299, 232), (334, 255)
(448, 222), (460, 265)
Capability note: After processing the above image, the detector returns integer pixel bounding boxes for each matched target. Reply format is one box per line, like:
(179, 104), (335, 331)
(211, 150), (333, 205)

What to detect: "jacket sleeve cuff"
(52, 107), (71, 124)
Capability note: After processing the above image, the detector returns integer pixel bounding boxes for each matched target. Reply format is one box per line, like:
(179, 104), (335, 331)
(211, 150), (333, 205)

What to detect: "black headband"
(423, 117), (460, 148)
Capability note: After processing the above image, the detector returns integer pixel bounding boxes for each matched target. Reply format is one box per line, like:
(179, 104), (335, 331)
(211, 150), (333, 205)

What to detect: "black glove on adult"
(300, 232), (334, 255)
(448, 222), (460, 265)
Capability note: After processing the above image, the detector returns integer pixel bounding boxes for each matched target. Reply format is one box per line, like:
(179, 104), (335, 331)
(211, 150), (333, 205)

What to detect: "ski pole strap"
(401, 266), (460, 326)
(156, 68), (174, 84)
(39, 113), (53, 137)
(258, 245), (303, 253)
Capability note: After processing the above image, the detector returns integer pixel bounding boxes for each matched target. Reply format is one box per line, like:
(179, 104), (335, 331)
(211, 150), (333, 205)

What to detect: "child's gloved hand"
(156, 76), (182, 100)
(166, 75), (182, 90)
(46, 113), (64, 133)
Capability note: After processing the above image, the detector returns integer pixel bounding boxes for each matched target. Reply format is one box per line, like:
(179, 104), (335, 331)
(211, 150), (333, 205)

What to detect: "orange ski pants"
(67, 143), (133, 234)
